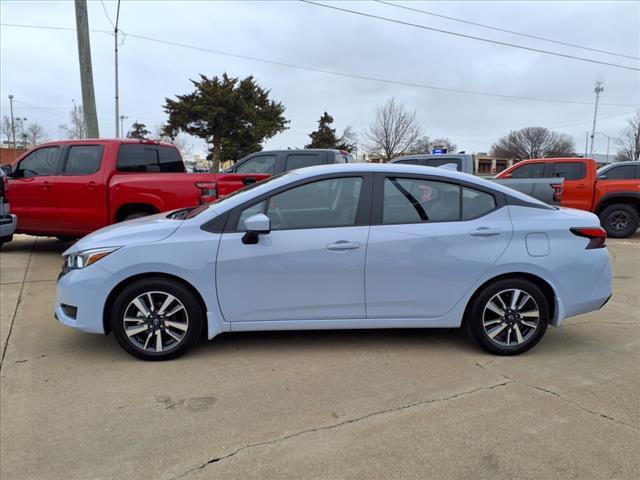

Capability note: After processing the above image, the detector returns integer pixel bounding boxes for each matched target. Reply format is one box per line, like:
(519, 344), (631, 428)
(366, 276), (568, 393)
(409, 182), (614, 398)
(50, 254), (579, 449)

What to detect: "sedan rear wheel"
(111, 278), (203, 360)
(467, 279), (549, 355)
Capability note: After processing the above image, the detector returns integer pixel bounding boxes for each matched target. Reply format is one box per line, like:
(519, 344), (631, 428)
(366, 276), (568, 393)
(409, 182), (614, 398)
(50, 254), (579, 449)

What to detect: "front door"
(366, 175), (512, 318)
(8, 146), (61, 233)
(216, 175), (369, 322)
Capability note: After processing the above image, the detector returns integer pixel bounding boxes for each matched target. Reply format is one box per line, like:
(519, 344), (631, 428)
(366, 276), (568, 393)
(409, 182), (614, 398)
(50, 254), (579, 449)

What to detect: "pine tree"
(127, 121), (151, 140)
(306, 112), (339, 149)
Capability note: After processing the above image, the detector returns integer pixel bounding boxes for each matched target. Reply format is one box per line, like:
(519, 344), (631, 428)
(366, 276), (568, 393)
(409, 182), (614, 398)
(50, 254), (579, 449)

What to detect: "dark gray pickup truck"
(393, 154), (563, 205)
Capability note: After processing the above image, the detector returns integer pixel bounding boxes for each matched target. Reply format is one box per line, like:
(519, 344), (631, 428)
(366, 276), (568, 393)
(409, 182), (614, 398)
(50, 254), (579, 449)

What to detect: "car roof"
(35, 138), (177, 148)
(598, 161), (639, 171)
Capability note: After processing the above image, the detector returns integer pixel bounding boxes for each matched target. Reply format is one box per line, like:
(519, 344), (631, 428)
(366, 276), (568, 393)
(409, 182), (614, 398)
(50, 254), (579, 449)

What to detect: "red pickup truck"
(3, 139), (272, 239)
(3, 140), (353, 240)
(496, 158), (640, 238)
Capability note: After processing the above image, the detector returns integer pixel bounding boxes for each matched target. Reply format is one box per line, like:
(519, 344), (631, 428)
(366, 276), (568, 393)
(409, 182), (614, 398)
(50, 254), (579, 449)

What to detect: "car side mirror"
(1, 164), (12, 176)
(501, 172), (513, 178)
(597, 174), (607, 179)
(242, 213), (271, 245)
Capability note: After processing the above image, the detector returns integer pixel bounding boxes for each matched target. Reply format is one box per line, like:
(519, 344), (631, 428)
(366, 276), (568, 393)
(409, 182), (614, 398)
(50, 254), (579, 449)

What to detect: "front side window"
(601, 165), (636, 180)
(17, 147), (59, 177)
(238, 177), (362, 230)
(552, 162), (585, 180)
(512, 163), (545, 179)
(64, 145), (104, 175)
(235, 155), (276, 174)
(284, 154), (322, 171)
(383, 178), (460, 224)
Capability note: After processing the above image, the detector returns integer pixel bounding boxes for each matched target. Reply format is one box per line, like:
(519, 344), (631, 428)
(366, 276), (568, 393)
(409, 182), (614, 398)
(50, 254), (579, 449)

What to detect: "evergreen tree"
(127, 121), (151, 140)
(306, 112), (339, 149)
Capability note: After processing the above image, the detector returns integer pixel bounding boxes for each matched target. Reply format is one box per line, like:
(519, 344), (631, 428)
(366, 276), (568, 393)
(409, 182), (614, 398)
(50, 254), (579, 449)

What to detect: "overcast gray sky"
(1, 0), (638, 158)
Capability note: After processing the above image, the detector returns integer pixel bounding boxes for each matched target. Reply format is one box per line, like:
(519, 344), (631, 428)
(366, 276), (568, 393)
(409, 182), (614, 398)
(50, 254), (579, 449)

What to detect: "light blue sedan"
(55, 164), (612, 360)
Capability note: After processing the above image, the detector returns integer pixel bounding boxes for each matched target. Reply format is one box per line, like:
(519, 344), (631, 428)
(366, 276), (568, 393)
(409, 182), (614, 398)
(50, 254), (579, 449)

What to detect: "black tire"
(111, 278), (204, 360)
(122, 212), (152, 222)
(599, 203), (639, 239)
(466, 278), (549, 355)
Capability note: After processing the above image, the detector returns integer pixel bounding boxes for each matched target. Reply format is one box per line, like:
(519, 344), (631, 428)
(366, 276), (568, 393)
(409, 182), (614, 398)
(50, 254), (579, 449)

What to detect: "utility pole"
(20, 117), (27, 148)
(74, 0), (100, 138)
(120, 115), (128, 137)
(8, 94), (16, 149)
(584, 132), (589, 157)
(114, 0), (121, 138)
(589, 80), (604, 156)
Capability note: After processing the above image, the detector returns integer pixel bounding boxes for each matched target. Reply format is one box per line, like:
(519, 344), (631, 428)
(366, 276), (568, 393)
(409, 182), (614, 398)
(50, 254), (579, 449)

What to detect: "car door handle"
(326, 241), (360, 251)
(42, 181), (52, 189)
(87, 181), (97, 190)
(242, 177), (257, 186)
(469, 227), (501, 237)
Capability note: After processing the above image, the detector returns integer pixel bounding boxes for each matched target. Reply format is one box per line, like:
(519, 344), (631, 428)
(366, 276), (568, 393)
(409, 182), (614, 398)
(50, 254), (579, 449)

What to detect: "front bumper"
(55, 263), (113, 334)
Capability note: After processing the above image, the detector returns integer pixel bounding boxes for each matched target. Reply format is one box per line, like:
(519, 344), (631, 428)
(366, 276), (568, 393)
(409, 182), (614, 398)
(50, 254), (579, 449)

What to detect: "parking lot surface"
(1, 233), (638, 479)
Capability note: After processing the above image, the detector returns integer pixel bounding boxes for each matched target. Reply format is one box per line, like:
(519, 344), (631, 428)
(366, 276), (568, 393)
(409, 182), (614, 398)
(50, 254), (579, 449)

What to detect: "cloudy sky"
(1, 0), (638, 159)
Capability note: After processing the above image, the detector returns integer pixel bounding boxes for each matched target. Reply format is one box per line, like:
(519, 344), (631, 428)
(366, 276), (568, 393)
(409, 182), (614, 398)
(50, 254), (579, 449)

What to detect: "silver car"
(0, 168), (17, 247)
(55, 163), (612, 360)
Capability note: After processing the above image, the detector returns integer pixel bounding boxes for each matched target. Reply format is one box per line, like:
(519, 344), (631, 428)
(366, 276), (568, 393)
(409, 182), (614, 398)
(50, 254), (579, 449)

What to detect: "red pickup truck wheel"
(599, 204), (639, 238)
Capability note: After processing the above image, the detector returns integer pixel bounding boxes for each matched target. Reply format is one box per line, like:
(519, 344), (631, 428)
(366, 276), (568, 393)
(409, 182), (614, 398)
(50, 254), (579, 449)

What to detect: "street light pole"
(8, 94), (16, 149)
(120, 115), (128, 137)
(20, 117), (27, 148)
(594, 132), (613, 163)
(114, 0), (121, 138)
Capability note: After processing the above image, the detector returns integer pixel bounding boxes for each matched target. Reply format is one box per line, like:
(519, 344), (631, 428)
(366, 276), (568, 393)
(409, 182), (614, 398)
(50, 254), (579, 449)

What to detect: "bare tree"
(336, 126), (358, 152)
(490, 127), (575, 160)
(1, 116), (13, 145)
(154, 126), (194, 159)
(365, 98), (421, 162)
(616, 111), (640, 161)
(26, 123), (48, 147)
(58, 105), (86, 139)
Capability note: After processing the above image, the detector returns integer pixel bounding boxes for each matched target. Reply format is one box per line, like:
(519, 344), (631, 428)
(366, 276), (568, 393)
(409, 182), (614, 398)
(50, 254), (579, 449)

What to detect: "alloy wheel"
(122, 291), (189, 353)
(482, 288), (540, 347)
(609, 211), (631, 231)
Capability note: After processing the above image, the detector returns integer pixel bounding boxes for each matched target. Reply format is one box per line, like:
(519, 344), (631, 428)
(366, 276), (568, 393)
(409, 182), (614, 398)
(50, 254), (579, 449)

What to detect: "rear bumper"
(0, 213), (17, 238)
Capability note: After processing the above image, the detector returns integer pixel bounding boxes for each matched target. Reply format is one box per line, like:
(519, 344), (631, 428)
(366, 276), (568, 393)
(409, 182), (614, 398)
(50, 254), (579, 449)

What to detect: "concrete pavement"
(0, 233), (638, 479)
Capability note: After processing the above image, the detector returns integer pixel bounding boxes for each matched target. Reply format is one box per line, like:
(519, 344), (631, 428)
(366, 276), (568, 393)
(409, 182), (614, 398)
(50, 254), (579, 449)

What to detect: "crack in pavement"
(1, 238), (37, 370)
(167, 380), (516, 480)
(473, 361), (639, 432)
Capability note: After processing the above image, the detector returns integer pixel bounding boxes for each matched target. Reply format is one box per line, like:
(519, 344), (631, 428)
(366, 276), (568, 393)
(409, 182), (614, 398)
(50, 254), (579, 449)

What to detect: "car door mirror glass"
(0, 164), (12, 176)
(597, 173), (607, 179)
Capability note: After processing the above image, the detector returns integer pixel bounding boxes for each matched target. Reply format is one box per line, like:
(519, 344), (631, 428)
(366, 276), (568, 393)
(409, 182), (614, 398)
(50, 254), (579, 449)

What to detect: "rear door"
(549, 161), (590, 210)
(366, 174), (512, 318)
(54, 144), (108, 234)
(8, 145), (61, 232)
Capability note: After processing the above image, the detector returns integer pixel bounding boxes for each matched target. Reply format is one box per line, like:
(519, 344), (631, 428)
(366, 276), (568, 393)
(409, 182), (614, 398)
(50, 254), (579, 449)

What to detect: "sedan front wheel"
(111, 278), (204, 360)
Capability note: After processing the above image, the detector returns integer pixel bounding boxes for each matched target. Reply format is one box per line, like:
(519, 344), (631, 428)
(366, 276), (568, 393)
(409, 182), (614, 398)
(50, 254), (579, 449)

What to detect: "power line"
(99, 0), (115, 30)
(375, 0), (639, 61)
(2, 22), (639, 108)
(301, 1), (640, 72)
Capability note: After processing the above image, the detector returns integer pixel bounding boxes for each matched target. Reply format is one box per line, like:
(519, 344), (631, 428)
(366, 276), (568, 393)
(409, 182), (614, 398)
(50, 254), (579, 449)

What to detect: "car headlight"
(64, 247), (119, 270)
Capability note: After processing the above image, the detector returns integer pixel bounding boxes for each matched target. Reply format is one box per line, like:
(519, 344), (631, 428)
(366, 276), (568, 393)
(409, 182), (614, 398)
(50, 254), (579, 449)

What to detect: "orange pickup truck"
(497, 158), (640, 238)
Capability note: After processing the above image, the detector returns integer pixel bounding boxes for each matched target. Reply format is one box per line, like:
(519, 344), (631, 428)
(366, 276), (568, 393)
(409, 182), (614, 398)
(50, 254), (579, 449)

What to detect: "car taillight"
(570, 227), (607, 249)
(196, 182), (217, 204)
(552, 184), (563, 202)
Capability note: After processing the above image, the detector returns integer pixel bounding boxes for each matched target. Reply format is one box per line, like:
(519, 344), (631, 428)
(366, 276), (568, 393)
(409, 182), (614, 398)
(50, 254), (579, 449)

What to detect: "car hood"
(64, 213), (182, 255)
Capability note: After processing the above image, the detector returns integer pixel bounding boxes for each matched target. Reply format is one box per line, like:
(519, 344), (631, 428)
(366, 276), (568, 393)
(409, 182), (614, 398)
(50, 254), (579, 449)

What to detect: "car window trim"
(371, 172), (506, 226)
(223, 172), (374, 233)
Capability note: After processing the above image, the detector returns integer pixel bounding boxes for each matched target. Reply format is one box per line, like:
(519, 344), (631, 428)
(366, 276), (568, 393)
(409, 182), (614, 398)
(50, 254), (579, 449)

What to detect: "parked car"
(5, 141), (354, 241)
(0, 168), (17, 247)
(496, 158), (640, 237)
(56, 163), (612, 360)
(393, 154), (564, 205)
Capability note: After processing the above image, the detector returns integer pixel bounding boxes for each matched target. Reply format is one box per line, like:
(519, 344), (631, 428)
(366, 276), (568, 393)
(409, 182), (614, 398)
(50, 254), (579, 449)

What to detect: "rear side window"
(602, 165), (636, 180)
(552, 162), (585, 180)
(64, 145), (104, 175)
(285, 154), (323, 171)
(462, 187), (496, 220)
(17, 147), (59, 177)
(117, 144), (184, 173)
(235, 155), (276, 174)
(512, 163), (545, 179)
(383, 178), (460, 224)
